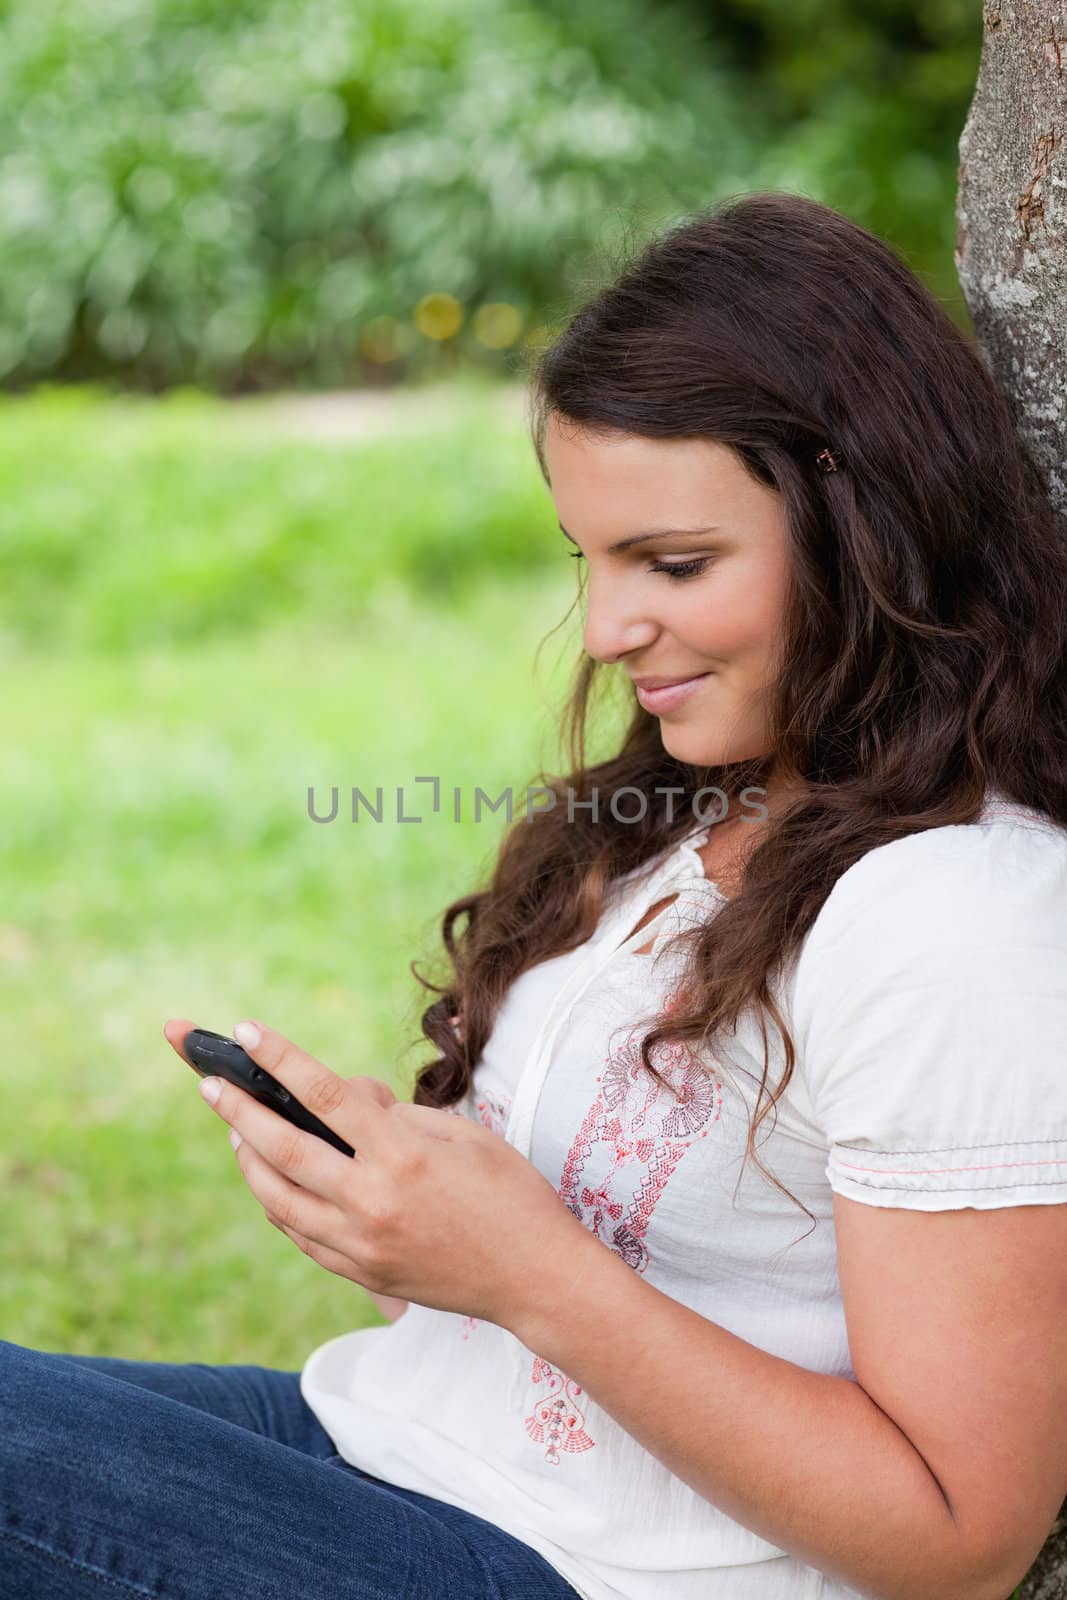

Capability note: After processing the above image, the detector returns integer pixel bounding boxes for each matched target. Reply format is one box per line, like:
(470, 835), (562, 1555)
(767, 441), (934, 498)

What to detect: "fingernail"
(200, 1077), (221, 1105)
(229, 1128), (243, 1150)
(234, 1021), (261, 1050)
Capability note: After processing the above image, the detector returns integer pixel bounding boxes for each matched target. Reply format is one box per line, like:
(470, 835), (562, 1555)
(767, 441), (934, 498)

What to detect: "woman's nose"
(582, 590), (658, 665)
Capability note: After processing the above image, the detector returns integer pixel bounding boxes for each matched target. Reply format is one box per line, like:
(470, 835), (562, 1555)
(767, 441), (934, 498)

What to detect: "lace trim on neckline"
(613, 827), (726, 959)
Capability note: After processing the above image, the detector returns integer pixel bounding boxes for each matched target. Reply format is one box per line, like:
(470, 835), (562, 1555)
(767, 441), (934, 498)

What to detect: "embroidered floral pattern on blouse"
(523, 1358), (595, 1463)
(474, 1090), (511, 1138)
(521, 980), (724, 1461)
(557, 980), (723, 1274)
(459, 1083), (514, 1341)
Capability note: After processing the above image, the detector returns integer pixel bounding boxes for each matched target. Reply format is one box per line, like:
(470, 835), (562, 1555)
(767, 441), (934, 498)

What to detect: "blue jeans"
(0, 1338), (584, 1600)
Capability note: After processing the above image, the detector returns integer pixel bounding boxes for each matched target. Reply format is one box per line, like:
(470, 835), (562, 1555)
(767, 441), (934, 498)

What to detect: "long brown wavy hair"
(407, 188), (1067, 1231)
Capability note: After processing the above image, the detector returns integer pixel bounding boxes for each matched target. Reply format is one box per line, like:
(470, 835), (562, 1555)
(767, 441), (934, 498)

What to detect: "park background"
(2, 0), (982, 1361)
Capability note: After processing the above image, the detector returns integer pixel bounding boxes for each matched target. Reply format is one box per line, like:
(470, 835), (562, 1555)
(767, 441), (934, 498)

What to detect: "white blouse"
(301, 791), (1067, 1600)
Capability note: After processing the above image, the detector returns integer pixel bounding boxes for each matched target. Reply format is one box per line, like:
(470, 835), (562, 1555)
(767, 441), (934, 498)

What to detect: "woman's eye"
(649, 558), (710, 582)
(565, 550), (710, 582)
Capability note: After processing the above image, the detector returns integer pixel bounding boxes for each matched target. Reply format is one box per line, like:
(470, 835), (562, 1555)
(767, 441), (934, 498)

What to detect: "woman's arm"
(510, 1208), (1063, 1600)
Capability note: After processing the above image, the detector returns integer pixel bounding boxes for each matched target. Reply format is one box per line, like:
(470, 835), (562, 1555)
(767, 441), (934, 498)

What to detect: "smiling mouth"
(634, 673), (713, 712)
(630, 671), (713, 689)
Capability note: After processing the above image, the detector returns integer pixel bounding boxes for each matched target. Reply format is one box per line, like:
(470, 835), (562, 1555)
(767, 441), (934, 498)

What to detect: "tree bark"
(956, 9), (1066, 1595)
(956, 1), (1066, 536)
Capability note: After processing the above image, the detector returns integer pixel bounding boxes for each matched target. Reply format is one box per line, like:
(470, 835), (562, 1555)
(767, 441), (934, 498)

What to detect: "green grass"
(0, 377), (556, 657)
(0, 378), (606, 1365)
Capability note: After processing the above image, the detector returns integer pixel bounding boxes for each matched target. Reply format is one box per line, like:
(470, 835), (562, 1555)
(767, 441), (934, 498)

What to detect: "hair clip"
(815, 447), (842, 473)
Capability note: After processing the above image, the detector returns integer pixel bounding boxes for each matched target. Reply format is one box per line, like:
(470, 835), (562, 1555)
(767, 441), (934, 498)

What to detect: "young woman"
(5, 189), (1067, 1600)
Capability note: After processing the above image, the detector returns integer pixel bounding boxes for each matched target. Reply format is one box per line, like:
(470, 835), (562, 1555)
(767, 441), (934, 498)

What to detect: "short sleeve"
(792, 818), (1067, 1210)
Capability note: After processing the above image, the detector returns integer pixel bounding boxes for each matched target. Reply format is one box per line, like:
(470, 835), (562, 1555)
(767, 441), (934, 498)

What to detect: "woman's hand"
(163, 1017), (598, 1333)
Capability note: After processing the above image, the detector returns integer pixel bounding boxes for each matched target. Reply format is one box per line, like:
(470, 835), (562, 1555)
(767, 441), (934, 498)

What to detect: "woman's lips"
(635, 673), (713, 713)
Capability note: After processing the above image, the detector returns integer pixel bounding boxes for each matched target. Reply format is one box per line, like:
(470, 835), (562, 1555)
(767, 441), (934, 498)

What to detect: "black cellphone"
(181, 1027), (356, 1158)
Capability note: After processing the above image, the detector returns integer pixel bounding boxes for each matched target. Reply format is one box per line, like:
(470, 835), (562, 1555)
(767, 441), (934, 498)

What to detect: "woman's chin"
(658, 720), (770, 770)
(657, 723), (723, 766)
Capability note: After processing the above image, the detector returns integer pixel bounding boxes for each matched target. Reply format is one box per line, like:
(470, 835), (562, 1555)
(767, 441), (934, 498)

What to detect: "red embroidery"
(523, 1358), (595, 1464)
(474, 1091), (511, 1138)
(557, 980), (723, 1274)
(459, 1086), (513, 1341)
(520, 978), (724, 1460)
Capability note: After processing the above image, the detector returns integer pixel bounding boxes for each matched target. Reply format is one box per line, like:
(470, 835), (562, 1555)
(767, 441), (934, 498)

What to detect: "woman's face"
(542, 411), (794, 770)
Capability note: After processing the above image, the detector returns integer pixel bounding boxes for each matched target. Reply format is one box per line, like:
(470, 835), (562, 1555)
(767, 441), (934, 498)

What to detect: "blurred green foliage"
(0, 0), (981, 391)
(0, 0), (750, 390)
(672, 0), (982, 310)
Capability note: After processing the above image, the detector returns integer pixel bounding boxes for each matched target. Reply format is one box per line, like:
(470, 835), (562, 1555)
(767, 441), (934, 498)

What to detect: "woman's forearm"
(510, 1237), (1006, 1600)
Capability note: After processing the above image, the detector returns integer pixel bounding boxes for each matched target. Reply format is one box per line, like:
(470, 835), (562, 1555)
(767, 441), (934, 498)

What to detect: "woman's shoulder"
(831, 790), (1065, 889)
(797, 790), (1067, 983)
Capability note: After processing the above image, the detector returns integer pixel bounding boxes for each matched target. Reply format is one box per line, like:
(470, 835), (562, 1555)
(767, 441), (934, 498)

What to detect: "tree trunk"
(955, 0), (1066, 538)
(956, 8), (1066, 1595)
